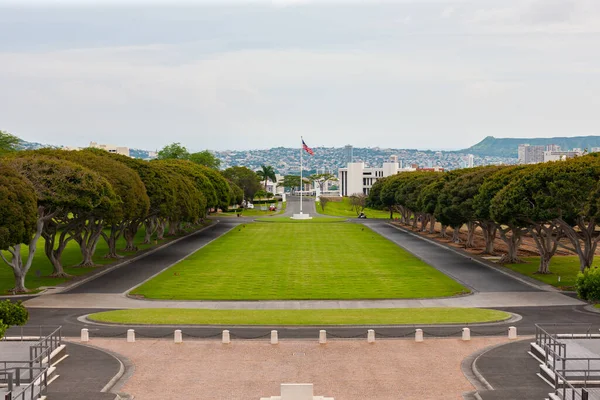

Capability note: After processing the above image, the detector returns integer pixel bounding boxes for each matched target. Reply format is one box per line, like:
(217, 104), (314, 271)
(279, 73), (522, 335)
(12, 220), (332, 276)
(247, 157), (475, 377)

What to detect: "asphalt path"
(8, 305), (600, 339)
(65, 220), (241, 294)
(362, 220), (540, 293)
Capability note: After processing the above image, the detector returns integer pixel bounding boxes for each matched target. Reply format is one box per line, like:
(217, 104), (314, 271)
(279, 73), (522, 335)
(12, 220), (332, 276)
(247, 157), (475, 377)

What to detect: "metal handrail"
(0, 326), (61, 386)
(554, 367), (592, 400)
(0, 366), (48, 400)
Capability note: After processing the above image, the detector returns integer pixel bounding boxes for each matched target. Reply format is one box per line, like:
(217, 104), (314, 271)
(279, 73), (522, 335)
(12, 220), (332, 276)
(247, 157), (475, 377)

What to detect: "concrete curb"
(583, 304), (600, 314)
(55, 221), (219, 295)
(78, 311), (521, 328)
(385, 222), (556, 292)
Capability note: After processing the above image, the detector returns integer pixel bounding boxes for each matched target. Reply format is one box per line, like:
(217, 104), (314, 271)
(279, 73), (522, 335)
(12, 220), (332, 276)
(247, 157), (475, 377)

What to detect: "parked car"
(246, 203), (254, 209)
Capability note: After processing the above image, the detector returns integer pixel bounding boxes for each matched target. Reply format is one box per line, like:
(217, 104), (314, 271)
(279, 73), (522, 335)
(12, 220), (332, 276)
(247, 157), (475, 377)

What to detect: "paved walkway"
(473, 340), (552, 400)
(22, 290), (584, 309)
(47, 342), (125, 400)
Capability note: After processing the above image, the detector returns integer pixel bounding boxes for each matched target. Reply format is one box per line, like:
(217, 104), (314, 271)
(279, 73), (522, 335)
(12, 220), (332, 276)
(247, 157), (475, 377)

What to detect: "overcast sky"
(1, 0), (599, 151)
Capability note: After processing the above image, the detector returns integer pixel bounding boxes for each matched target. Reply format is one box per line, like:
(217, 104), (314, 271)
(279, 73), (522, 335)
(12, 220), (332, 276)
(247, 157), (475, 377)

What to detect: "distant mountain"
(461, 135), (600, 158)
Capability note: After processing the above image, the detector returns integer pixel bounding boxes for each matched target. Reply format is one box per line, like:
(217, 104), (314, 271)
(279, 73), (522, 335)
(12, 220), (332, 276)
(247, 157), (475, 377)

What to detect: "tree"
(195, 164), (231, 211)
(281, 175), (302, 191)
(157, 142), (190, 160)
(256, 165), (277, 192)
(0, 300), (28, 338)
(99, 153), (178, 250)
(473, 165), (529, 263)
(435, 166), (503, 249)
(189, 150), (221, 170)
(490, 163), (563, 274)
(158, 160), (218, 211)
(43, 149), (149, 263)
(222, 166), (262, 201)
(309, 172), (337, 193)
(0, 130), (20, 155)
(367, 177), (388, 213)
(394, 171), (440, 232)
(0, 163), (38, 292)
(349, 193), (367, 215)
(4, 154), (117, 280)
(417, 174), (451, 238)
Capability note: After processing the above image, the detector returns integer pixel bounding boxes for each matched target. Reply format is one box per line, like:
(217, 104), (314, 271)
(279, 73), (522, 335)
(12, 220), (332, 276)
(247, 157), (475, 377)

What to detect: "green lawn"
(131, 223), (468, 300)
(0, 223), (210, 294)
(316, 197), (391, 219)
(88, 308), (510, 325)
(503, 256), (581, 290)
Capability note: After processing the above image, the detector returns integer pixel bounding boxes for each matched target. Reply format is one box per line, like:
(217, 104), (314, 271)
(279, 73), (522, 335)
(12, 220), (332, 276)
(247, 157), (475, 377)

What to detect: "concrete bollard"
(127, 329), (135, 343)
(271, 330), (278, 345)
(174, 329), (182, 343)
(508, 326), (517, 340)
(415, 329), (423, 342)
(367, 329), (375, 343)
(222, 330), (231, 344)
(81, 328), (89, 342)
(319, 330), (327, 344)
(462, 328), (471, 341)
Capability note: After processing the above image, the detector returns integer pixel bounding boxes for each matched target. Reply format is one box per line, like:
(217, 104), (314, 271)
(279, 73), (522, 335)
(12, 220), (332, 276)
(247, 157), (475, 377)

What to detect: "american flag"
(302, 139), (314, 156)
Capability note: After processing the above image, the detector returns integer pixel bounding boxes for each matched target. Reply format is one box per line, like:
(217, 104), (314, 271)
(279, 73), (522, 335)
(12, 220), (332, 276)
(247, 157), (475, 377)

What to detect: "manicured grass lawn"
(595, 304), (600, 309)
(132, 223), (468, 300)
(0, 223), (210, 294)
(88, 308), (510, 325)
(316, 197), (391, 219)
(503, 256), (581, 290)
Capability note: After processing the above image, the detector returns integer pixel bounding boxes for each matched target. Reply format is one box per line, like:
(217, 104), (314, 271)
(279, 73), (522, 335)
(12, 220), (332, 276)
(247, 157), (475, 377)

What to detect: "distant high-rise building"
(546, 144), (561, 152)
(467, 154), (474, 168)
(518, 144), (544, 164)
(343, 145), (353, 165)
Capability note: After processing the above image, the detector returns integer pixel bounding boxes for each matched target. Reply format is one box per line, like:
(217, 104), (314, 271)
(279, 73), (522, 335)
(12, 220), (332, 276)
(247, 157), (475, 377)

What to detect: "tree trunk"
(440, 225), (448, 238)
(481, 222), (497, 255)
(42, 221), (74, 277)
(144, 218), (157, 244)
(74, 217), (103, 267)
(156, 219), (166, 240)
(429, 216), (436, 234)
(0, 212), (49, 292)
(124, 221), (139, 252)
(412, 213), (418, 230)
(498, 228), (524, 264)
(101, 224), (124, 259)
(555, 217), (598, 272)
(168, 219), (179, 236)
(528, 224), (560, 274)
(466, 222), (476, 248)
(452, 225), (461, 243)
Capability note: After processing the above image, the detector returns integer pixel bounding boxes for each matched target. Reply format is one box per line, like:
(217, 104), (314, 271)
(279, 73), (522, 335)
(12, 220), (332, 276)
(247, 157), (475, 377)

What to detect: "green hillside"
(461, 136), (600, 158)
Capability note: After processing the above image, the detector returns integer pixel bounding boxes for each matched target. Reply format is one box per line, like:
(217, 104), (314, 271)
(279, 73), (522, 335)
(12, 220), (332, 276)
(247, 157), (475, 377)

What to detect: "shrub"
(0, 300), (29, 338)
(576, 267), (600, 302)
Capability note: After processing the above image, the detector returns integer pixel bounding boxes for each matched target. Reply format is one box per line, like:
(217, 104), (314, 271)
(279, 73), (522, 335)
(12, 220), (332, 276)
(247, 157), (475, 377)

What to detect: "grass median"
(131, 222), (468, 300)
(316, 197), (391, 219)
(88, 308), (510, 325)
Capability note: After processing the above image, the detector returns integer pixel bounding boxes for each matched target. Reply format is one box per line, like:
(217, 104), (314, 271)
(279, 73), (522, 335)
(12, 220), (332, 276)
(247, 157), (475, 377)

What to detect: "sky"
(0, 0), (599, 151)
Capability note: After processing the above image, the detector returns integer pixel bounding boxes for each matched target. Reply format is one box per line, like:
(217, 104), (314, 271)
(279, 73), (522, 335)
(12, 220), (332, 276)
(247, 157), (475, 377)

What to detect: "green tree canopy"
(222, 166), (262, 200)
(0, 130), (20, 155)
(189, 150), (221, 170)
(157, 142), (190, 160)
(157, 159), (218, 210)
(0, 163), (37, 251)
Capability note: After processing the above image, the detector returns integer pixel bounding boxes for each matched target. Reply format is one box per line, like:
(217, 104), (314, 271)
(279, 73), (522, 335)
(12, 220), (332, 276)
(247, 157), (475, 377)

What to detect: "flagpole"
(300, 136), (303, 214)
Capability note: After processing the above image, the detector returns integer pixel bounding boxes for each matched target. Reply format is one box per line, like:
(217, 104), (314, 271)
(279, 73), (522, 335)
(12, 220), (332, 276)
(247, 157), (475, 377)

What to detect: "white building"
(543, 150), (582, 162)
(467, 154), (474, 168)
(518, 144), (545, 164)
(338, 155), (415, 196)
(262, 174), (285, 195)
(89, 141), (130, 157)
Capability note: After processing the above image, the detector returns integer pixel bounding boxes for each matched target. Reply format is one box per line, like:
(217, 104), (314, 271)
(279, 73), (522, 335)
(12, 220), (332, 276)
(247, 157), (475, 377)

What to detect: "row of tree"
(367, 154), (600, 274)
(0, 147), (245, 292)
